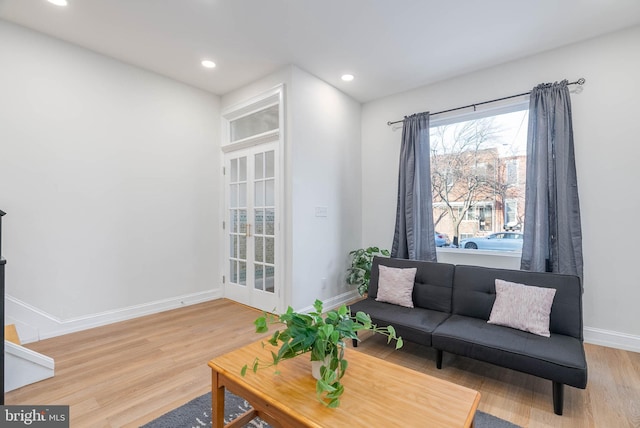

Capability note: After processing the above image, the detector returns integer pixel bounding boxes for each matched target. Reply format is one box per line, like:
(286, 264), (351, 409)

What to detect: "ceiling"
(1, 0), (640, 103)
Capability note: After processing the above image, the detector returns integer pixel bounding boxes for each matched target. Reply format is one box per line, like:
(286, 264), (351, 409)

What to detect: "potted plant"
(346, 247), (390, 296)
(241, 299), (403, 408)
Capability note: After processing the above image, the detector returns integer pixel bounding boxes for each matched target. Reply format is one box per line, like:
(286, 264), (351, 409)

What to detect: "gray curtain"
(391, 112), (437, 261)
(520, 81), (583, 280)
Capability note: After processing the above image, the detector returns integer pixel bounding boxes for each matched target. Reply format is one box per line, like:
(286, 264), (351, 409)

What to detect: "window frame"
(429, 100), (529, 257)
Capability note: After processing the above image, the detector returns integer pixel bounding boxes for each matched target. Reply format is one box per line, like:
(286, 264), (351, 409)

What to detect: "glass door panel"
(228, 155), (248, 288)
(252, 150), (276, 294)
(224, 144), (278, 311)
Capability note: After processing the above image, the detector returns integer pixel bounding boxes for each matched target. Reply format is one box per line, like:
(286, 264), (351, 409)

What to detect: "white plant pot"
(311, 355), (333, 380)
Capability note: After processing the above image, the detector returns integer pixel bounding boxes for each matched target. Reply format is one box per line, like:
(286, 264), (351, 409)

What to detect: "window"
(506, 160), (518, 184)
(430, 106), (528, 247)
(230, 104), (279, 143)
(478, 205), (492, 231)
(504, 199), (519, 230)
(473, 162), (489, 179)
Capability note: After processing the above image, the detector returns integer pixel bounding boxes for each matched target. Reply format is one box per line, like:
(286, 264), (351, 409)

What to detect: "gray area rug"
(141, 390), (521, 428)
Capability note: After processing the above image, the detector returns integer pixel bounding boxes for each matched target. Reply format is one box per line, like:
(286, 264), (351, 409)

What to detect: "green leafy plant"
(346, 247), (391, 296)
(241, 299), (403, 408)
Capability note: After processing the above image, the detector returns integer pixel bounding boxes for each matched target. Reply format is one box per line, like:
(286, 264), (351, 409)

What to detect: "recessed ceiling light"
(47, 0), (68, 6)
(341, 74), (355, 82)
(201, 60), (216, 69)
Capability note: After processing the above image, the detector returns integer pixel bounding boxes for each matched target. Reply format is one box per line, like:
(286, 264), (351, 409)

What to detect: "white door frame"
(220, 85), (286, 313)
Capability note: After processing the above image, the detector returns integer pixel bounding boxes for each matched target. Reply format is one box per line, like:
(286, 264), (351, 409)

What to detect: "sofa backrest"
(452, 265), (583, 339)
(369, 257), (456, 313)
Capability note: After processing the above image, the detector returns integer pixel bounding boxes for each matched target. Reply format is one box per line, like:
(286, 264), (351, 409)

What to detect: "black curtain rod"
(386, 78), (586, 126)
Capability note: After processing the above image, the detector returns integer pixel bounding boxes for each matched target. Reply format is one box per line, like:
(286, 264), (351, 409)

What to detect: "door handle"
(246, 224), (251, 237)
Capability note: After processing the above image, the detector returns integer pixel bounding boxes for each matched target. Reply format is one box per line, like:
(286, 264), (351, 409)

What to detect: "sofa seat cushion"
(432, 315), (587, 388)
(350, 299), (450, 347)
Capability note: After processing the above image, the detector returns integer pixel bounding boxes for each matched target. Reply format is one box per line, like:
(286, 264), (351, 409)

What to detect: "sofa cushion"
(369, 257), (455, 313)
(452, 265), (583, 339)
(488, 279), (556, 337)
(375, 265), (417, 308)
(432, 315), (587, 388)
(350, 298), (450, 347)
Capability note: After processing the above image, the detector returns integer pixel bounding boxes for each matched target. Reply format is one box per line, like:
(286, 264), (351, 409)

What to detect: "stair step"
(5, 324), (21, 345)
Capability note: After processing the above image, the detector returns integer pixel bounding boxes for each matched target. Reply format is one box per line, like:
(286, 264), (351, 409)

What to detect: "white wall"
(0, 21), (221, 330)
(361, 25), (640, 342)
(288, 67), (362, 309)
(222, 65), (362, 311)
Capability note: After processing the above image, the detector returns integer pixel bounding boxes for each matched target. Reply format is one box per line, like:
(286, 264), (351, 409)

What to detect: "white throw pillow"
(488, 279), (557, 337)
(375, 265), (417, 308)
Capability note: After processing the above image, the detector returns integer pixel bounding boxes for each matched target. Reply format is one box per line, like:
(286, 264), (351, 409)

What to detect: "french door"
(224, 143), (279, 312)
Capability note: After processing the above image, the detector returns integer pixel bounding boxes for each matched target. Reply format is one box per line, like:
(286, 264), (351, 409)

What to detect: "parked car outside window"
(459, 232), (523, 251)
(435, 231), (451, 247)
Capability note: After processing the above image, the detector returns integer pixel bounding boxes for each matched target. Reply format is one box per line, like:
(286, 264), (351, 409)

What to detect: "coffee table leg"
(212, 370), (225, 428)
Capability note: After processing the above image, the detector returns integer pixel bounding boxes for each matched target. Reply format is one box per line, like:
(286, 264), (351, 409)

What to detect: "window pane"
(255, 265), (264, 291)
(467, 207), (477, 221)
(230, 260), (237, 283)
(265, 237), (274, 264)
(239, 157), (247, 182)
(239, 210), (247, 234)
(265, 266), (275, 293)
(255, 153), (264, 180)
(230, 104), (279, 142)
(506, 200), (517, 224)
(265, 179), (274, 206)
(239, 183), (247, 207)
(255, 236), (264, 262)
(230, 210), (238, 233)
(238, 261), (246, 285)
(239, 235), (246, 260)
(265, 150), (275, 178)
(230, 184), (237, 208)
(255, 209), (264, 234)
(230, 235), (237, 258)
(230, 159), (238, 182)
(265, 209), (275, 236)
(506, 160), (518, 184)
(255, 181), (264, 207)
(430, 108), (528, 244)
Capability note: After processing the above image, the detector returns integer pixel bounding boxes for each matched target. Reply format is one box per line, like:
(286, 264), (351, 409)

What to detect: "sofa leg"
(552, 382), (564, 415)
(436, 349), (443, 369)
(352, 338), (358, 348)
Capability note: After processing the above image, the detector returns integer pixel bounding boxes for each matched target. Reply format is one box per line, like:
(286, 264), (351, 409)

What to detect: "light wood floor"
(6, 299), (640, 427)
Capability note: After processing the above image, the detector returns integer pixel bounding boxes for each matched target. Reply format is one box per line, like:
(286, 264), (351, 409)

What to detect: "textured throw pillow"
(375, 265), (417, 308)
(488, 279), (557, 337)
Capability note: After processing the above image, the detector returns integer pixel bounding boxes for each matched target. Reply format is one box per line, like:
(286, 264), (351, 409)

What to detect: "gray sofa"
(349, 256), (587, 415)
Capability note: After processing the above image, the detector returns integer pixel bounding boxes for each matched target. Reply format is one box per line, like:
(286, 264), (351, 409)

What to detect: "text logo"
(1, 406), (69, 427)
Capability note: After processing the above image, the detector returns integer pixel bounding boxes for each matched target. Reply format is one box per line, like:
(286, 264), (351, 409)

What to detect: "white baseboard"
(297, 290), (360, 314)
(5, 289), (222, 344)
(584, 326), (640, 353)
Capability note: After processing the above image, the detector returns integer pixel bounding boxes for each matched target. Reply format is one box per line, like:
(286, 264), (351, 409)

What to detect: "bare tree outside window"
(430, 109), (528, 247)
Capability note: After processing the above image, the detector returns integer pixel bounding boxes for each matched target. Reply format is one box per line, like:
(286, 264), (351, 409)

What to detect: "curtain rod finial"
(387, 121), (392, 126)
(577, 78), (585, 85)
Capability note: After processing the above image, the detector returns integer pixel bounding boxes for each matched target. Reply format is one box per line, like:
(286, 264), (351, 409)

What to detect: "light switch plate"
(315, 206), (328, 217)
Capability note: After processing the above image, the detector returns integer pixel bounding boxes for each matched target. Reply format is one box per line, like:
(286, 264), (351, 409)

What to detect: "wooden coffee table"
(208, 339), (480, 427)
